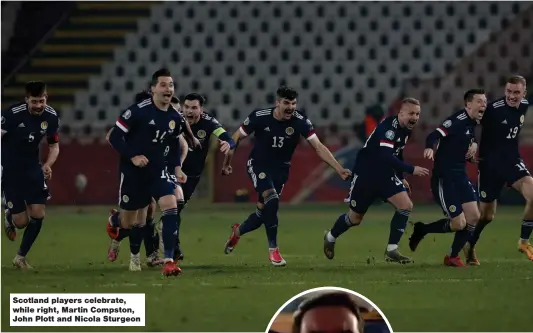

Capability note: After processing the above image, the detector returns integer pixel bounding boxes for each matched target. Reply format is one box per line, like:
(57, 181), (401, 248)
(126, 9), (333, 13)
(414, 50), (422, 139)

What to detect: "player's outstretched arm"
(307, 136), (352, 180)
(212, 127), (236, 154)
(378, 144), (428, 177)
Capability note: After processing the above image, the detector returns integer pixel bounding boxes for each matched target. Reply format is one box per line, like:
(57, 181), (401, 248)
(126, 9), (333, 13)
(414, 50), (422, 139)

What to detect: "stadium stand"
(59, 1), (531, 135)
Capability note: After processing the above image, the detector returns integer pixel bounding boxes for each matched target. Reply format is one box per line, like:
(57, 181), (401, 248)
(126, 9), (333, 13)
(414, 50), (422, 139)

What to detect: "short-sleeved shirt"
(239, 107), (316, 169)
(1, 102), (60, 171)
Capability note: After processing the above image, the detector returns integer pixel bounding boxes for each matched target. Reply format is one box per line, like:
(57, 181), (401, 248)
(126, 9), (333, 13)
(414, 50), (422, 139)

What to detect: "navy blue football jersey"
(427, 109), (477, 176)
(113, 98), (186, 174)
(180, 112), (223, 177)
(354, 116), (413, 178)
(1, 102), (60, 170)
(479, 97), (529, 161)
(239, 108), (315, 167)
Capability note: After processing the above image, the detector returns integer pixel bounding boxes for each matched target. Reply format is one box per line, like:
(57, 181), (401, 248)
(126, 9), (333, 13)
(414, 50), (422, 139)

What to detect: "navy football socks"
(238, 207), (264, 236)
(330, 214), (353, 239)
(161, 208), (178, 259)
(450, 223), (475, 257)
(388, 209), (410, 246)
(263, 192), (280, 249)
(520, 219), (533, 240)
(129, 225), (143, 255)
(110, 211), (131, 241)
(468, 218), (491, 246)
(18, 217), (43, 256)
(144, 217), (155, 256)
(422, 218), (451, 234)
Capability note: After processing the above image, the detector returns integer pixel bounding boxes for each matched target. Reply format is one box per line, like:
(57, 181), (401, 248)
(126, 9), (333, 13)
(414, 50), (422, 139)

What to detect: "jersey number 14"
(153, 130), (167, 142)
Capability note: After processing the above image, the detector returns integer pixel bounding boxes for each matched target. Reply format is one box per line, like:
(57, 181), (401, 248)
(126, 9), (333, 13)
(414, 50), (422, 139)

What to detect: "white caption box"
(10, 293), (145, 327)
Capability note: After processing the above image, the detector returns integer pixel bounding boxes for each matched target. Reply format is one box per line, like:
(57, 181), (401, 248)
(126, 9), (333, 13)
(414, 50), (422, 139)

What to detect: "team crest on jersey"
(480, 191), (487, 198)
(385, 130), (395, 140)
(123, 109), (132, 120)
(350, 200), (356, 207)
(122, 195), (129, 203)
(258, 172), (266, 179)
(449, 205), (456, 213)
(244, 117), (250, 125)
(197, 130), (206, 139)
(285, 127), (294, 135)
(520, 115), (525, 124)
(443, 120), (452, 128)
(169, 120), (176, 130)
(40, 121), (48, 130)
(7, 201), (13, 209)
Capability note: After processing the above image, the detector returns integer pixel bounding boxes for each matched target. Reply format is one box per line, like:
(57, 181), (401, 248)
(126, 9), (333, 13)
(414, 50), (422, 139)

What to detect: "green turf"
(2, 204), (532, 332)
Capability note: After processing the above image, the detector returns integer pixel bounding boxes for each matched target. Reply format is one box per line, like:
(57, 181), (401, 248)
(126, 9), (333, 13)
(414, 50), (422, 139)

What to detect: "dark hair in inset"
(171, 96), (180, 104)
(183, 93), (206, 106)
(135, 90), (151, 103)
(25, 81), (47, 97)
(464, 88), (485, 104)
(150, 68), (172, 87)
(277, 86), (298, 100)
(292, 292), (365, 333)
(507, 75), (527, 87)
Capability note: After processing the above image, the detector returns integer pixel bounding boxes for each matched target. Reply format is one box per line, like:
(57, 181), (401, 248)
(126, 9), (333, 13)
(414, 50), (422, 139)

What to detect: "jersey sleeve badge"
(385, 130), (395, 140)
(443, 120), (452, 128)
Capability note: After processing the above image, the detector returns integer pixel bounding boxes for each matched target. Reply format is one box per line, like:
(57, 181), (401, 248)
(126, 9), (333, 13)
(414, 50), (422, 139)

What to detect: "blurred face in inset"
(26, 94), (47, 115)
(300, 306), (361, 333)
(467, 93), (487, 121)
(183, 99), (203, 124)
(505, 82), (526, 108)
(276, 97), (297, 120)
(151, 76), (174, 105)
(398, 102), (421, 130)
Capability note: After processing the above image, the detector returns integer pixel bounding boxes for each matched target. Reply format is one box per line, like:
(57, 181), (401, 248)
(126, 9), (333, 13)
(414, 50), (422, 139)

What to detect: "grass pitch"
(2, 203), (532, 332)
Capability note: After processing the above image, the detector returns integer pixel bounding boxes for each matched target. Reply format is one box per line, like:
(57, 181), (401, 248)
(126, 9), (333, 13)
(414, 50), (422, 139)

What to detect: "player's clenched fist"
(413, 166), (429, 176)
(131, 155), (149, 167)
(42, 165), (52, 180)
(423, 148), (434, 160)
(221, 165), (232, 176)
(336, 168), (352, 180)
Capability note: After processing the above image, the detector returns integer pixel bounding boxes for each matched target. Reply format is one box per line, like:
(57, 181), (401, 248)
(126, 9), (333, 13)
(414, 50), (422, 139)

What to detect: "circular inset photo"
(266, 287), (392, 333)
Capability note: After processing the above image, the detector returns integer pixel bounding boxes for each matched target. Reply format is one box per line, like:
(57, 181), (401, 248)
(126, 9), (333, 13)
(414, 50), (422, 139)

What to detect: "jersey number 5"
(153, 130), (167, 142)
(272, 136), (284, 148)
